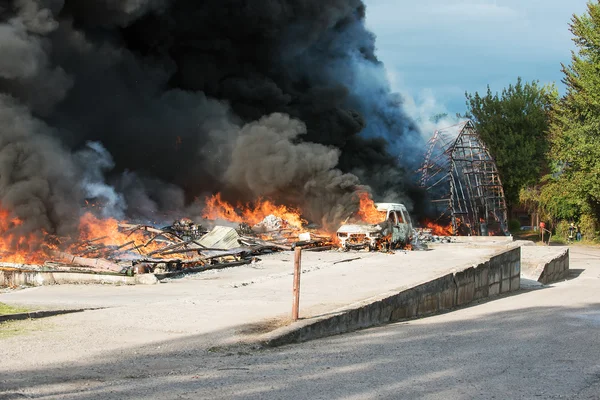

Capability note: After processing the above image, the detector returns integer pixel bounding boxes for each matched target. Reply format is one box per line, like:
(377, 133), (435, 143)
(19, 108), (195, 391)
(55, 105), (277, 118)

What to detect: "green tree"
(462, 78), (557, 210)
(546, 1), (600, 226)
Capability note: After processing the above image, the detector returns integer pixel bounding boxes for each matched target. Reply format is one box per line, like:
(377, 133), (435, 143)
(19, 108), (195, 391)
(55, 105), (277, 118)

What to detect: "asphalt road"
(1, 245), (600, 400)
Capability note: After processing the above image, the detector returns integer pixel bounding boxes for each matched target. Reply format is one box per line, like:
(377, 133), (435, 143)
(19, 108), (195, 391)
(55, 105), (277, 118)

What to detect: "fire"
(75, 213), (183, 256)
(203, 193), (243, 223)
(423, 220), (453, 236)
(356, 192), (385, 224)
(0, 207), (45, 264)
(202, 193), (305, 229)
(0, 191), (389, 267)
(78, 213), (122, 244)
(201, 193), (338, 248)
(0, 206), (197, 266)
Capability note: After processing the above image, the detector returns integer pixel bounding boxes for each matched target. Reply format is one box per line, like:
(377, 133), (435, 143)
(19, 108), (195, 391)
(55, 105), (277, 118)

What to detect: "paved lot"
(0, 245), (503, 369)
(4, 243), (597, 399)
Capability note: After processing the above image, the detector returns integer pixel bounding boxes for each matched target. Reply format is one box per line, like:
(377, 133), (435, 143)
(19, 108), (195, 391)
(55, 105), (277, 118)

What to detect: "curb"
(0, 308), (97, 323)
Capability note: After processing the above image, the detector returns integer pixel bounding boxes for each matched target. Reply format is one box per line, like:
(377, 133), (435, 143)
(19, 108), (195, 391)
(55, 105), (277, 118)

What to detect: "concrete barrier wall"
(0, 268), (158, 287)
(262, 246), (521, 347)
(537, 249), (569, 284)
(453, 235), (514, 244)
(0, 268), (47, 287)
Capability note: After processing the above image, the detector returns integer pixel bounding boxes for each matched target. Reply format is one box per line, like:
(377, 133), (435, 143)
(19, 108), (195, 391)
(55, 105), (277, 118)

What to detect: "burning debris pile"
(414, 229), (455, 244)
(0, 191), (418, 282)
(413, 220), (455, 244)
(1, 212), (337, 278)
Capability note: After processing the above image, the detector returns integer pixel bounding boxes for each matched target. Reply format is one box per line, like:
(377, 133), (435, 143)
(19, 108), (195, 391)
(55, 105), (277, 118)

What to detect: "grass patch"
(0, 302), (30, 316)
(0, 319), (49, 339)
(0, 321), (28, 339)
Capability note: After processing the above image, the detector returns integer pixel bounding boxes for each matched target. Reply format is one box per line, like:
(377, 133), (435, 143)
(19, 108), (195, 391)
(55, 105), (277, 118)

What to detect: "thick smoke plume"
(224, 113), (363, 230)
(0, 0), (424, 243)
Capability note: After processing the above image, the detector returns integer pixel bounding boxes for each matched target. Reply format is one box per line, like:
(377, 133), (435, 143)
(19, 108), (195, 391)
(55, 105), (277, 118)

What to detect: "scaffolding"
(419, 120), (509, 236)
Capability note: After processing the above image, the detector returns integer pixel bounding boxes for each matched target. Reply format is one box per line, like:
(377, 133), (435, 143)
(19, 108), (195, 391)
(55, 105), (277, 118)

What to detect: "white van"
(336, 203), (413, 250)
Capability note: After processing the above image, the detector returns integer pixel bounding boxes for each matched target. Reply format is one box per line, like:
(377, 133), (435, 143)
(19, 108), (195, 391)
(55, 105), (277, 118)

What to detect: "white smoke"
(75, 141), (126, 219)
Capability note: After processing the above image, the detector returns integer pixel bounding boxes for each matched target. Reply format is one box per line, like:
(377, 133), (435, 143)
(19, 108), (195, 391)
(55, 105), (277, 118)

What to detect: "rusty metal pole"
(292, 246), (302, 321)
(541, 228), (544, 244)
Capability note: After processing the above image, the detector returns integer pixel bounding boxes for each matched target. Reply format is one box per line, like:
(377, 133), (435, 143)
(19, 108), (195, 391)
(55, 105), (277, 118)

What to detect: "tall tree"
(462, 78), (556, 210)
(546, 1), (600, 224)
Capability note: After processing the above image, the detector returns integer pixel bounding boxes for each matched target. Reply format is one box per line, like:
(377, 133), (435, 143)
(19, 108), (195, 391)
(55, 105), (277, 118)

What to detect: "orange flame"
(75, 213), (183, 256)
(202, 193), (305, 229)
(0, 207), (45, 264)
(356, 192), (385, 224)
(0, 206), (202, 265)
(423, 220), (453, 236)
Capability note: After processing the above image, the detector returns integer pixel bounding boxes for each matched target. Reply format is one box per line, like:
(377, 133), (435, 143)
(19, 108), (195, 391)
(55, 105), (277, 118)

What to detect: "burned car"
(337, 203), (413, 250)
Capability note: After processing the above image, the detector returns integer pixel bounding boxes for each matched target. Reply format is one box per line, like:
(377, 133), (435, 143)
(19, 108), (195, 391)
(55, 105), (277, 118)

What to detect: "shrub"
(508, 218), (521, 232)
(579, 214), (597, 240)
(555, 220), (571, 239)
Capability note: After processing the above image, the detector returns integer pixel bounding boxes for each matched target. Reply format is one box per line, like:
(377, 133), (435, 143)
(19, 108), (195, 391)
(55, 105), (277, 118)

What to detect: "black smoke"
(0, 0), (425, 241)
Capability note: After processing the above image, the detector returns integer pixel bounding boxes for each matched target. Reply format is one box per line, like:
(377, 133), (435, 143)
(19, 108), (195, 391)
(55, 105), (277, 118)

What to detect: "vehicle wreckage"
(336, 203), (414, 251)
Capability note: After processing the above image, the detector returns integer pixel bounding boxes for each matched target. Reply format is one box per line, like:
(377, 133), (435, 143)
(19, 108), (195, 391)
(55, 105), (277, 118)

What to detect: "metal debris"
(419, 120), (509, 236)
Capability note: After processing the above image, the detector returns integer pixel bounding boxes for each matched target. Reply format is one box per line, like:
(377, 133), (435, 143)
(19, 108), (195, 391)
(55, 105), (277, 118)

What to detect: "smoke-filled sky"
(3, 0), (584, 247)
(0, 0), (433, 244)
(364, 0), (590, 116)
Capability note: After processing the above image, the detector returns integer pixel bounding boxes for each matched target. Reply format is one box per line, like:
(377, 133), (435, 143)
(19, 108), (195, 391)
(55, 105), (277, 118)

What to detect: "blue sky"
(364, 0), (590, 118)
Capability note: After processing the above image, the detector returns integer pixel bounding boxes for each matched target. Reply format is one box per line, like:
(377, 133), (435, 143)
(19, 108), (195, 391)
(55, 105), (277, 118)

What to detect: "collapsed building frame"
(419, 120), (509, 236)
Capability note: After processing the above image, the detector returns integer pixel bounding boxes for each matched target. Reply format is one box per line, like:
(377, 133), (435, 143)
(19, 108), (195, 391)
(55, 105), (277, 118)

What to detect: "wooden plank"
(147, 240), (190, 256)
(47, 251), (123, 273)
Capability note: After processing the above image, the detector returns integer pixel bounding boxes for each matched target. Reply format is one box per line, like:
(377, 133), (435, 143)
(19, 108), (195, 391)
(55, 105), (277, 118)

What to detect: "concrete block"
(511, 261), (521, 278)
(1, 269), (47, 287)
(418, 293), (439, 315)
(440, 286), (456, 310)
(455, 267), (475, 306)
(511, 276), (520, 291)
(388, 287), (419, 321)
(344, 308), (359, 331)
(474, 263), (490, 300)
(501, 278), (511, 293)
(135, 273), (158, 285)
(547, 261), (556, 275)
(357, 305), (376, 328)
(538, 270), (548, 285)
(561, 260), (567, 271)
(501, 262), (512, 281)
(488, 263), (501, 285)
(474, 263), (489, 287)
(533, 250), (569, 284)
(489, 282), (500, 296)
(380, 298), (394, 322)
(428, 273), (456, 312)
(390, 304), (411, 321)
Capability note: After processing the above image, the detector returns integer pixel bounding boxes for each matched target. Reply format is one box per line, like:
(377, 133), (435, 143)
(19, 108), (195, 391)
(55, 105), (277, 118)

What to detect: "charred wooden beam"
(47, 251), (123, 273)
